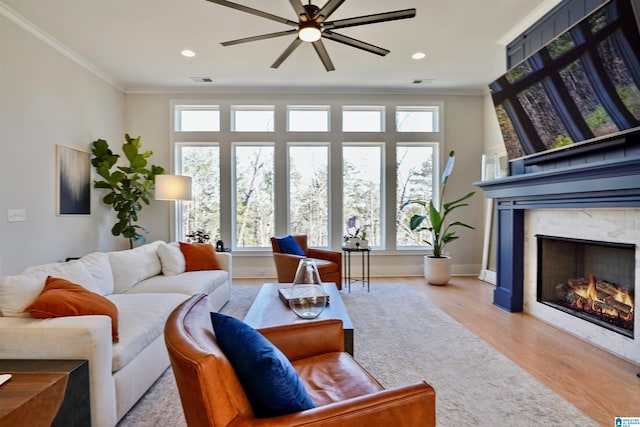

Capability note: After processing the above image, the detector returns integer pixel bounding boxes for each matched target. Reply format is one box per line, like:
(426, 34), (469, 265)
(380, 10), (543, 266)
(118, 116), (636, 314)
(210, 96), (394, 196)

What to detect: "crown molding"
(0, 1), (123, 92)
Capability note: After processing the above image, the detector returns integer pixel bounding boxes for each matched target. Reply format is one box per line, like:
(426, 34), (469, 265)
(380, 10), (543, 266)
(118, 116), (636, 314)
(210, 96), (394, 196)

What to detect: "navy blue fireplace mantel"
(475, 131), (640, 312)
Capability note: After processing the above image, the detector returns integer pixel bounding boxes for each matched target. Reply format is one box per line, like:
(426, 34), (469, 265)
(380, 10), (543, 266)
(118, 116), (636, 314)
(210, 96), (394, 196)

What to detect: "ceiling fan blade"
(323, 31), (389, 56)
(324, 8), (416, 30)
(205, 0), (298, 27)
(288, 0), (311, 22)
(315, 0), (346, 23)
(271, 38), (303, 69)
(312, 39), (335, 72)
(221, 30), (297, 46)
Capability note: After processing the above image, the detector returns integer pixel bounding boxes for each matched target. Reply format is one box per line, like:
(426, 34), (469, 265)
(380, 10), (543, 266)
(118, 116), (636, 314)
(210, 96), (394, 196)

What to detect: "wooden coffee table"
(244, 283), (354, 356)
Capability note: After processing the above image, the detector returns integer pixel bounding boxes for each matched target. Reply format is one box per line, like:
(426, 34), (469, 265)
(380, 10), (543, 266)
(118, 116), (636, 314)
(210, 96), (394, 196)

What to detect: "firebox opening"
(536, 235), (635, 338)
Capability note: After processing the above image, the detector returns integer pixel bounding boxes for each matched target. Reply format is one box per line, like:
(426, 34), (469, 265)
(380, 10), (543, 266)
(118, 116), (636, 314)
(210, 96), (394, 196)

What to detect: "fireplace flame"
(566, 274), (634, 325)
(574, 275), (603, 311)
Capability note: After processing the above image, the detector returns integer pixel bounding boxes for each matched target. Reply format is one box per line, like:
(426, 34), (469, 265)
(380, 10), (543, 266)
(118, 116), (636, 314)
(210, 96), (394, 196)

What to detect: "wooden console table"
(0, 360), (90, 427)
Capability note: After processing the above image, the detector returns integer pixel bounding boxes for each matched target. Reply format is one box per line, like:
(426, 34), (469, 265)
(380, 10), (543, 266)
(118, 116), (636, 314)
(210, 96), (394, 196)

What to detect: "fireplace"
(537, 235), (635, 338)
(475, 131), (640, 363)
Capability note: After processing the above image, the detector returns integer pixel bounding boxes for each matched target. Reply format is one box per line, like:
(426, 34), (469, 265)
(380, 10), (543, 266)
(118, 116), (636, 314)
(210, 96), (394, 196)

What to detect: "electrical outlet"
(7, 209), (26, 222)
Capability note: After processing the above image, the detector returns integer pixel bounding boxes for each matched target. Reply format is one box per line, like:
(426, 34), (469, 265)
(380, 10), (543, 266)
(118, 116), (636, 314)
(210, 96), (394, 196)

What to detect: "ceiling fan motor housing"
(303, 4), (321, 19)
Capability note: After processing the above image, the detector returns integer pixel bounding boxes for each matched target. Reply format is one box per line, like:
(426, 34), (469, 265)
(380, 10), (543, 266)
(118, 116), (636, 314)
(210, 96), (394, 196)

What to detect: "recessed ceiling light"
(181, 50), (196, 58)
(412, 52), (426, 60)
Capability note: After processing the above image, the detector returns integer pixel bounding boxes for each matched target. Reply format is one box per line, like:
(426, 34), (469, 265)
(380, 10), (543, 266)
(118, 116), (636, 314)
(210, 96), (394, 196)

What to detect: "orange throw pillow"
(24, 276), (119, 342)
(179, 242), (221, 271)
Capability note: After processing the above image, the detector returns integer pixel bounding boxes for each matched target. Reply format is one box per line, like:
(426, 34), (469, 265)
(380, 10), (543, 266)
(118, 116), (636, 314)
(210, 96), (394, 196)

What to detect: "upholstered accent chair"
(164, 293), (436, 427)
(270, 234), (342, 289)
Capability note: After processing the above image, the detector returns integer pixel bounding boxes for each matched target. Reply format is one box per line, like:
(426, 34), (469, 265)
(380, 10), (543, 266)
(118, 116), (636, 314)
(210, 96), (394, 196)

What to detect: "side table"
(342, 247), (371, 292)
(0, 359), (90, 427)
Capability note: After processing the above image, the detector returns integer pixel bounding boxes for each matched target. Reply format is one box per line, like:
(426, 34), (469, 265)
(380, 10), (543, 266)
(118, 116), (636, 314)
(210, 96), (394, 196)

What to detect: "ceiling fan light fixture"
(298, 24), (321, 42)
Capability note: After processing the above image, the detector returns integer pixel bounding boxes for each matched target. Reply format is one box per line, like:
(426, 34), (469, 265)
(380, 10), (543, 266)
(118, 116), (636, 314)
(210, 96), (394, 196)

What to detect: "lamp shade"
(155, 175), (192, 201)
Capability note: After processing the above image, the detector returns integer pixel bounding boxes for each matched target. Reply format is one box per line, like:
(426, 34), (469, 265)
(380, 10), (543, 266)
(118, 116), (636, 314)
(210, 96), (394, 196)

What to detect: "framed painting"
(56, 145), (91, 215)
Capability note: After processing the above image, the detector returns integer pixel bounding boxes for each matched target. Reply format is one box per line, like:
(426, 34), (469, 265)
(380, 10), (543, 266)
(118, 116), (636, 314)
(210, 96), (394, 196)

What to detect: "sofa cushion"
(24, 276), (119, 342)
(78, 252), (114, 295)
(108, 241), (164, 294)
(22, 260), (99, 294)
(0, 271), (48, 317)
(157, 242), (186, 276)
(179, 242), (221, 271)
(210, 312), (315, 417)
(126, 270), (228, 296)
(276, 235), (305, 256)
(108, 292), (188, 372)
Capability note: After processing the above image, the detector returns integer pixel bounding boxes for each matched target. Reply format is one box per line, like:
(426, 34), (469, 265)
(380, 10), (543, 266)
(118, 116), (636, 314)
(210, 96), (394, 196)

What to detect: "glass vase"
(289, 258), (327, 319)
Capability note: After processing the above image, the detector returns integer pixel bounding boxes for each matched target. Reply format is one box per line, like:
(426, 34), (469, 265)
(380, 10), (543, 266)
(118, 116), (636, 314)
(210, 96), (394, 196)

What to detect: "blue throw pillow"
(276, 235), (305, 256)
(210, 312), (315, 417)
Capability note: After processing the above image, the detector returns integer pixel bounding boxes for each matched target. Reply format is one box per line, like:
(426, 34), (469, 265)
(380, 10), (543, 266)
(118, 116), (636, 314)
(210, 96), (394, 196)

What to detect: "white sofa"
(0, 240), (232, 427)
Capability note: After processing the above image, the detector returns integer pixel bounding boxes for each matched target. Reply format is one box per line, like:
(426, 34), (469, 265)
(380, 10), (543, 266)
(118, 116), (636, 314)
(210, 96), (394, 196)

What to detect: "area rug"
(117, 282), (598, 426)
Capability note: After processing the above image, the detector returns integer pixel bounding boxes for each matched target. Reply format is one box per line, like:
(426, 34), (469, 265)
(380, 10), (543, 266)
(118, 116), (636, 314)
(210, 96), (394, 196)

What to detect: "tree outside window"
(289, 145), (329, 246)
(342, 145), (382, 246)
(179, 145), (220, 241)
(396, 144), (436, 247)
(234, 145), (274, 248)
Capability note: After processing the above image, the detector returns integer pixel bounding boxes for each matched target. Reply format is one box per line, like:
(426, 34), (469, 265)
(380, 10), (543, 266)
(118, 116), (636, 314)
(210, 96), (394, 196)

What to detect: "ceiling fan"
(205, 0), (417, 71)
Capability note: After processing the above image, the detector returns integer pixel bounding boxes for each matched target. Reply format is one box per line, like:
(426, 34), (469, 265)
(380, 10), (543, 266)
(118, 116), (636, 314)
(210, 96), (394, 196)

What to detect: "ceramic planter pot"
(424, 255), (451, 285)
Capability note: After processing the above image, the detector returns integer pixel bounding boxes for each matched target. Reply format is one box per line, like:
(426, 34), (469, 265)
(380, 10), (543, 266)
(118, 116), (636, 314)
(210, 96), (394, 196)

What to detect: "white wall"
(125, 92), (486, 278)
(0, 14), (125, 274)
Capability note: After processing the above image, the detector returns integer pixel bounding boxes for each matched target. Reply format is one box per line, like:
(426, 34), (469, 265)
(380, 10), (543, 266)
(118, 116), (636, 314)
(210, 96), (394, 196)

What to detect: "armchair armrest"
(258, 319), (344, 361)
(272, 253), (304, 282)
(307, 248), (342, 265)
(230, 381), (436, 427)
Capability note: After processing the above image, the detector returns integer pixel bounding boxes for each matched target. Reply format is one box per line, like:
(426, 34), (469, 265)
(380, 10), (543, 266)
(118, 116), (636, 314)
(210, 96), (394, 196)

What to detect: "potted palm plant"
(401, 151), (475, 285)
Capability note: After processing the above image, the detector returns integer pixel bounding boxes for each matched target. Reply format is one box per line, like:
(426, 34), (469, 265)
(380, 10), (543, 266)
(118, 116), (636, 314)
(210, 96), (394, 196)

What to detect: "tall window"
(233, 144), (274, 248)
(178, 145), (221, 240)
(288, 145), (329, 246)
(342, 145), (383, 246)
(396, 144), (437, 247)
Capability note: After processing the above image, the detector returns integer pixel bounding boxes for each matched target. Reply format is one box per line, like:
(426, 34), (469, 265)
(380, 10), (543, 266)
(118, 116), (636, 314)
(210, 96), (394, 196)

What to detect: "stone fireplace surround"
(477, 131), (640, 364)
(525, 209), (639, 363)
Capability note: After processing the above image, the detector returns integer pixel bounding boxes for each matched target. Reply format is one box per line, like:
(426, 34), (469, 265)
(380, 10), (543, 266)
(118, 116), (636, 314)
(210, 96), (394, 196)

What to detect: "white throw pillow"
(0, 271), (48, 317)
(79, 252), (114, 295)
(108, 241), (164, 294)
(157, 242), (186, 276)
(22, 260), (99, 294)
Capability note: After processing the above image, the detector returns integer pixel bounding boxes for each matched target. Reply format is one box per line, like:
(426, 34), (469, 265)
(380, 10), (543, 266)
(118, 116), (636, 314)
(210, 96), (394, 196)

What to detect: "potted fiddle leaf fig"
(91, 134), (165, 248)
(401, 150), (475, 285)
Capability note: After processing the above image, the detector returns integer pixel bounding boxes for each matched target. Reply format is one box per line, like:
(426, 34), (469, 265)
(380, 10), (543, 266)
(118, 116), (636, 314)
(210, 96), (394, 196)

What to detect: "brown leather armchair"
(271, 234), (343, 290)
(165, 293), (436, 427)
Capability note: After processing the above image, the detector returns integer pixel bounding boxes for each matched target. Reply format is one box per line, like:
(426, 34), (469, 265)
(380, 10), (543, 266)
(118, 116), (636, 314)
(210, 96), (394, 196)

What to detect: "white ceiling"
(2, 0), (562, 93)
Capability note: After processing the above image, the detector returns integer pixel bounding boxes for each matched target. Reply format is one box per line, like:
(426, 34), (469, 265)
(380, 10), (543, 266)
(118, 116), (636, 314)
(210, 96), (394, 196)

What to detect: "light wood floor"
(404, 276), (639, 426)
(236, 276), (639, 425)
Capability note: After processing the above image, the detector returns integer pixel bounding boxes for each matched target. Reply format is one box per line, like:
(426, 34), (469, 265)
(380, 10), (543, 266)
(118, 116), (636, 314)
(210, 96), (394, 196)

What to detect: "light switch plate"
(7, 209), (26, 222)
